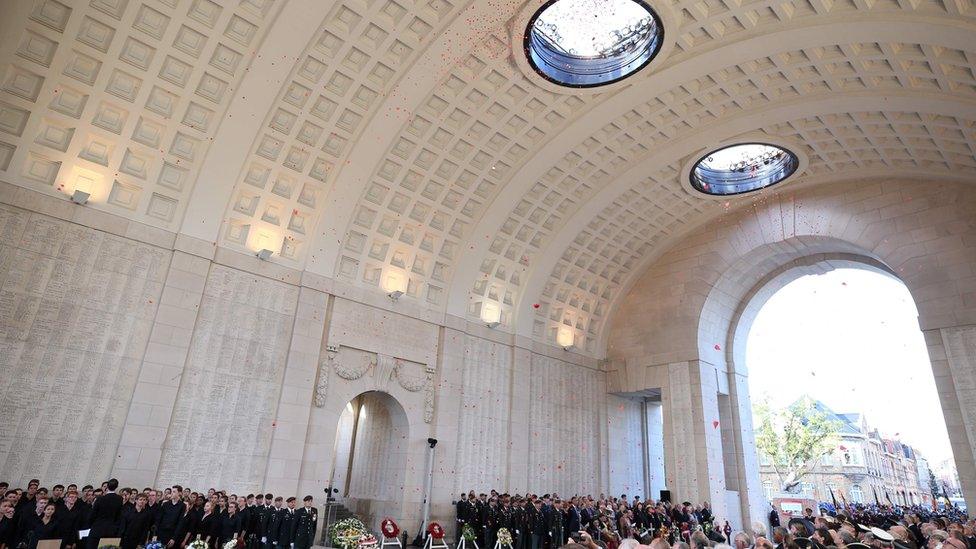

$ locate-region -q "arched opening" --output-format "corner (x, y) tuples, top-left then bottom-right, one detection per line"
(738, 263), (956, 510)
(329, 391), (410, 529)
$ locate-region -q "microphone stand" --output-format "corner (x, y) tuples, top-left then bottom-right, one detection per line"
(412, 438), (438, 546)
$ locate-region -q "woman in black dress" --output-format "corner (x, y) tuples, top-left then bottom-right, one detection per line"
(195, 502), (218, 548)
(218, 502), (242, 547)
(27, 503), (60, 549)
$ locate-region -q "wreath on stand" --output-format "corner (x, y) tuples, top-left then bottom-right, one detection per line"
(146, 541), (164, 549)
(496, 528), (513, 547)
(381, 519), (400, 540)
(427, 522), (446, 540)
(223, 540), (240, 549)
(188, 539), (208, 549)
(330, 517), (369, 549)
(358, 534), (379, 547)
(461, 525), (477, 543)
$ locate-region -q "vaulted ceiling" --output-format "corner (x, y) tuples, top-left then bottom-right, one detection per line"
(1, 0), (974, 356)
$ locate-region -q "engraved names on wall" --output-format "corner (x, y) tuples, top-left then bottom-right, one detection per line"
(0, 204), (169, 484)
(157, 265), (298, 492)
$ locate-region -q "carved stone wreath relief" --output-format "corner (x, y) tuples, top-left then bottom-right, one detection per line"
(314, 344), (435, 423)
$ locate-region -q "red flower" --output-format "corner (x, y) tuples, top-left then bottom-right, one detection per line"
(382, 519), (400, 539)
(427, 523), (445, 540)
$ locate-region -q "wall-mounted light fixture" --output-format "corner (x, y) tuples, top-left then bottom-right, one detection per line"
(256, 248), (274, 261)
(383, 271), (407, 303)
(557, 326), (575, 351)
(481, 301), (501, 328)
(70, 190), (90, 205)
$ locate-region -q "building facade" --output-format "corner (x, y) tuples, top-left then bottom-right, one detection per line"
(759, 401), (932, 507)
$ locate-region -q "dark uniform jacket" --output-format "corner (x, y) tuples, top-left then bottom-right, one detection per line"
(120, 508), (153, 549)
(156, 501), (185, 544)
(266, 508), (285, 545)
(88, 493), (123, 549)
(277, 509), (298, 547)
(294, 507), (316, 549)
(219, 512), (243, 544)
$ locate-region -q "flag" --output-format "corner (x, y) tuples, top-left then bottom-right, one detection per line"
(829, 487), (838, 509)
(872, 486), (880, 505)
(884, 490), (893, 506)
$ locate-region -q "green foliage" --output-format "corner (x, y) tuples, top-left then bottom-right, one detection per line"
(755, 395), (842, 493)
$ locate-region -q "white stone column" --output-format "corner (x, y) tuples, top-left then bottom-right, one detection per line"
(662, 361), (728, 517)
(645, 400), (666, 499)
(928, 327), (976, 509)
(113, 250), (210, 487)
(264, 286), (329, 495)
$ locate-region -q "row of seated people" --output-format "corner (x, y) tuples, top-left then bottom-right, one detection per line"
(0, 479), (318, 549)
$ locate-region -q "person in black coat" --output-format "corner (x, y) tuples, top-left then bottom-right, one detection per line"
(265, 499), (284, 549)
(88, 480), (123, 549)
(293, 497), (316, 549)
(275, 499), (298, 549)
(174, 502), (198, 548)
(120, 495), (153, 549)
(218, 502), (243, 546)
(256, 495), (273, 549)
(0, 500), (18, 549)
(194, 502), (218, 548)
(26, 503), (61, 549)
(57, 491), (87, 549)
(157, 492), (185, 548)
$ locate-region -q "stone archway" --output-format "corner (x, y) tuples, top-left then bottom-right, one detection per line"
(606, 178), (976, 533)
(331, 390), (410, 529)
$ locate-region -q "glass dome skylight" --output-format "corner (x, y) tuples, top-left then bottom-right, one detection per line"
(690, 143), (799, 196)
(525, 0), (664, 88)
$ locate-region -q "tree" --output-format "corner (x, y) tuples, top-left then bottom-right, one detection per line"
(928, 469), (941, 501)
(755, 395), (842, 493)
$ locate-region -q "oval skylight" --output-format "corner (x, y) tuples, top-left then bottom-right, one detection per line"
(690, 143), (799, 196)
(525, 0), (664, 88)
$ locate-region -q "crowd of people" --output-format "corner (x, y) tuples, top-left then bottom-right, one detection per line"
(1, 477), (971, 549)
(0, 479), (317, 549)
(452, 490), (975, 549)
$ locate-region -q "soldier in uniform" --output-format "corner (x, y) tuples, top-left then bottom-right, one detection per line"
(266, 497), (284, 549)
(455, 494), (469, 543)
(277, 498), (299, 549)
(257, 494), (273, 549)
(294, 496), (316, 549)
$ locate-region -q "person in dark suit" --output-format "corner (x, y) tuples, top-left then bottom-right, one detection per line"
(265, 499), (284, 549)
(276, 499), (298, 549)
(293, 497), (316, 549)
(218, 502), (243, 546)
(58, 490), (87, 549)
(565, 499), (581, 542)
(157, 490), (185, 548)
(120, 495), (153, 549)
(257, 495), (273, 549)
(26, 502), (61, 549)
(88, 480), (123, 549)
(174, 501), (198, 548)
(455, 494), (469, 543)
(194, 502), (218, 548)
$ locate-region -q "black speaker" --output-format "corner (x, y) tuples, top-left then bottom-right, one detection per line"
(659, 490), (671, 503)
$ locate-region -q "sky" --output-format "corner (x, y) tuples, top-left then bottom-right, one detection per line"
(746, 267), (955, 464)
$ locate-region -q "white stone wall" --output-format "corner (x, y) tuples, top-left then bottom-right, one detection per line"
(156, 264), (299, 492)
(528, 353), (606, 495)
(0, 204), (169, 485)
(453, 334), (512, 493)
(607, 395), (645, 498)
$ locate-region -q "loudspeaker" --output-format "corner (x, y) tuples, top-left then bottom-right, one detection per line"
(659, 490), (671, 503)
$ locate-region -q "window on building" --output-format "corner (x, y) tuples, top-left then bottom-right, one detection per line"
(822, 453), (833, 466)
(690, 143), (799, 196)
(801, 482), (814, 497)
(763, 481), (773, 500)
(525, 0), (664, 87)
(851, 484), (863, 503)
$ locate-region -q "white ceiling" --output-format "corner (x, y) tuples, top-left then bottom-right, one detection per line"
(1, 0), (974, 356)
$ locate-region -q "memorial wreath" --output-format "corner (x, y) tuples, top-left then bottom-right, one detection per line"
(381, 518), (400, 539)
(145, 541), (164, 549)
(188, 538), (208, 549)
(329, 517), (369, 549)
(427, 522), (445, 540)
(496, 529), (513, 547)
(223, 540), (239, 549)
(358, 534), (379, 548)
(461, 525), (476, 542)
